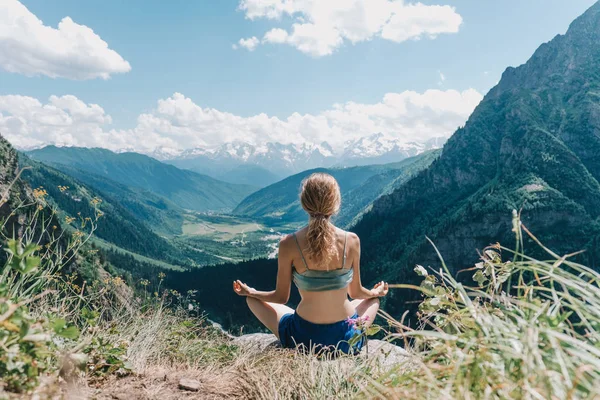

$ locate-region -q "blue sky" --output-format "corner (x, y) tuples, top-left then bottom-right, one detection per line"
(0, 0), (597, 152)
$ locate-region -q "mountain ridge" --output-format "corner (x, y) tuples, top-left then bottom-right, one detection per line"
(150, 134), (447, 183)
(234, 150), (441, 228)
(26, 145), (258, 213)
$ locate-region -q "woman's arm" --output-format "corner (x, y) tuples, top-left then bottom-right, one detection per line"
(347, 233), (389, 299)
(233, 236), (293, 304)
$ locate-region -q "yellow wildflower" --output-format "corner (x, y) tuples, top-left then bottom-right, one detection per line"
(33, 187), (47, 199)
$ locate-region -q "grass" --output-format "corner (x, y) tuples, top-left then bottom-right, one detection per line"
(181, 213), (265, 239)
(176, 213), (299, 263)
(366, 212), (600, 399)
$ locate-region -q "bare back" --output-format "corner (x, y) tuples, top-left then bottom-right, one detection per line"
(286, 226), (358, 323)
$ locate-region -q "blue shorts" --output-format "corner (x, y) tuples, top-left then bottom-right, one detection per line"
(278, 311), (365, 355)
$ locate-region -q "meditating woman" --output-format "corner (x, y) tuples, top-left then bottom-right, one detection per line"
(233, 172), (389, 354)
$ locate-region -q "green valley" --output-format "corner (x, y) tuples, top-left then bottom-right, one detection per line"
(234, 150), (440, 228)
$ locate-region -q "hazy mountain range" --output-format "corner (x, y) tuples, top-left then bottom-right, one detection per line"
(233, 149), (441, 228)
(7, 135), (446, 272)
(25, 146), (257, 213)
(153, 133), (446, 186)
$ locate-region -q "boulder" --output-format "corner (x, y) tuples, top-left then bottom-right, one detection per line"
(362, 339), (410, 369)
(232, 333), (281, 351)
(231, 333), (409, 369)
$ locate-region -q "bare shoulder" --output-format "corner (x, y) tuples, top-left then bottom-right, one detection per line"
(279, 233), (295, 249)
(344, 231), (360, 248)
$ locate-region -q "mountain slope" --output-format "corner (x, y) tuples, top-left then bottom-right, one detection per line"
(19, 154), (187, 264)
(40, 162), (185, 236)
(352, 1), (600, 316)
(0, 135), (47, 258)
(340, 150), (441, 227)
(214, 164), (282, 187)
(26, 146), (257, 212)
(233, 151), (440, 227)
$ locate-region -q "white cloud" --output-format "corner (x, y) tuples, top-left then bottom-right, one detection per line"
(237, 36), (261, 51)
(1, 89), (483, 152)
(0, 95), (114, 149)
(0, 0), (131, 79)
(380, 3), (462, 43)
(237, 0), (463, 56)
(263, 28), (289, 44)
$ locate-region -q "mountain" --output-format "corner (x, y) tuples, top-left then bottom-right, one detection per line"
(166, 141), (336, 184)
(26, 146), (258, 213)
(233, 150), (440, 228)
(215, 164), (282, 187)
(156, 135), (445, 185)
(351, 1), (600, 316)
(18, 154), (188, 264)
(338, 134), (446, 167)
(35, 162), (185, 236)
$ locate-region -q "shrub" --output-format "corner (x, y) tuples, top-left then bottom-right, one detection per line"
(0, 173), (94, 393)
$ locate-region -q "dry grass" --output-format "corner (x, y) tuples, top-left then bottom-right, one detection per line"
(79, 351), (368, 400)
(84, 308), (377, 399)
(51, 283), (378, 400)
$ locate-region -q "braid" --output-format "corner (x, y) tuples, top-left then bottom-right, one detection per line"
(300, 173), (341, 266)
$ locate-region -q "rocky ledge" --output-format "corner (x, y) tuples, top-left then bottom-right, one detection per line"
(232, 333), (409, 369)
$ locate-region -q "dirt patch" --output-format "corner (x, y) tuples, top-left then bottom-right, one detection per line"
(69, 366), (240, 400)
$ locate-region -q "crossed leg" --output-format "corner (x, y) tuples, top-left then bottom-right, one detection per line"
(246, 297), (294, 338)
(246, 297), (380, 337)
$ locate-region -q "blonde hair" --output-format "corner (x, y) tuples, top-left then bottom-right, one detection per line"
(299, 173), (341, 266)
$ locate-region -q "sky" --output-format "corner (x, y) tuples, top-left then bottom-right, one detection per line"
(0, 0), (597, 153)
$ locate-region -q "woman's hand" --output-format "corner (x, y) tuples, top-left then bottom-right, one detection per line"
(233, 280), (254, 296)
(371, 281), (389, 297)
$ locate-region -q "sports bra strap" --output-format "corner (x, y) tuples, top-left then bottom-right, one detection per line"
(292, 233), (310, 270)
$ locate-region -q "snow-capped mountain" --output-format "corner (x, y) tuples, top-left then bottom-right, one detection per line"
(146, 146), (186, 161)
(339, 133), (447, 166)
(162, 141), (338, 179)
(142, 134), (446, 186)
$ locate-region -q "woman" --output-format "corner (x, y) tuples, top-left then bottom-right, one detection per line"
(233, 172), (389, 355)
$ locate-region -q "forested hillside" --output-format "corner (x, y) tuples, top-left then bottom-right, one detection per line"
(27, 146), (258, 212)
(234, 150), (440, 227)
(19, 155), (187, 264)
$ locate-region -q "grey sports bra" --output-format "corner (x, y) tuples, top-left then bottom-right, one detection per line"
(291, 232), (354, 292)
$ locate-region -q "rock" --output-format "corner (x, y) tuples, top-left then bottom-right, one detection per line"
(231, 334), (409, 369)
(178, 378), (201, 392)
(232, 333), (281, 351)
(362, 339), (410, 369)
